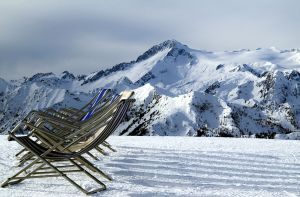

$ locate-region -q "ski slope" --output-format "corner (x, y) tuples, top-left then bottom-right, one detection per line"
(0, 136), (299, 197)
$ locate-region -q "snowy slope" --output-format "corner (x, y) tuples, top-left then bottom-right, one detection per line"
(0, 136), (299, 196)
(1, 40), (300, 137)
(0, 78), (12, 94)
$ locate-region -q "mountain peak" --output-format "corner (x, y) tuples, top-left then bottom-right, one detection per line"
(27, 72), (55, 82)
(136, 39), (188, 63)
(60, 71), (75, 80)
(82, 40), (191, 86)
(158, 39), (186, 49)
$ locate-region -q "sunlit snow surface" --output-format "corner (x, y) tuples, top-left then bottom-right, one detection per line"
(0, 136), (300, 197)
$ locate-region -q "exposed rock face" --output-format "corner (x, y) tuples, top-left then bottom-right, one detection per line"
(1, 40), (300, 139)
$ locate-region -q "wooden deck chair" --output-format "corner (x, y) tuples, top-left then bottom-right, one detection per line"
(13, 90), (114, 163)
(32, 88), (115, 150)
(1, 92), (134, 195)
(15, 91), (133, 165)
(14, 89), (119, 160)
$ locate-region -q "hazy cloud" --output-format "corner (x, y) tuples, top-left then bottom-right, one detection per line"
(0, 0), (299, 80)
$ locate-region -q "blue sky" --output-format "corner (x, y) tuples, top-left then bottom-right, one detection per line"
(0, 0), (299, 80)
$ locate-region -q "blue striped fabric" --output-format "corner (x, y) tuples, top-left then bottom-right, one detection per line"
(110, 94), (120, 104)
(81, 89), (108, 121)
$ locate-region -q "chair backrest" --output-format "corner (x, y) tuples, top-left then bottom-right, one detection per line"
(67, 91), (134, 153)
(85, 93), (121, 121)
(80, 89), (112, 121)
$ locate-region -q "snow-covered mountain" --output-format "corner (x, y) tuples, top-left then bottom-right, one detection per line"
(1, 40), (300, 138)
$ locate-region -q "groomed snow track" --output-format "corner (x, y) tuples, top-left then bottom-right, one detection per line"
(0, 136), (299, 196)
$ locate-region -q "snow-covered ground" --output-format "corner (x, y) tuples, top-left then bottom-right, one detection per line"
(0, 136), (300, 197)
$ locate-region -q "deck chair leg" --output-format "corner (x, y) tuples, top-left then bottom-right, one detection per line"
(95, 146), (108, 156)
(3, 154), (106, 195)
(35, 156), (107, 194)
(102, 141), (117, 152)
(86, 151), (99, 160)
(18, 152), (35, 167)
(31, 158), (106, 195)
(44, 158), (107, 195)
(15, 148), (27, 157)
(19, 151), (33, 160)
(77, 156), (112, 181)
(52, 162), (106, 195)
(75, 157), (100, 173)
(68, 159), (106, 194)
(1, 158), (41, 187)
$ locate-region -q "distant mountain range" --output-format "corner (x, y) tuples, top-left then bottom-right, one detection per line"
(1, 40), (300, 139)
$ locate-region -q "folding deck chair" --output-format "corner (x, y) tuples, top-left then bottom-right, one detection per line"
(34, 88), (116, 152)
(48, 89), (119, 152)
(14, 89), (118, 162)
(2, 91), (134, 195)
(15, 90), (132, 166)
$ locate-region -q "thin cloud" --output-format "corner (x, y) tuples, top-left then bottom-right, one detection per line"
(0, 0), (299, 80)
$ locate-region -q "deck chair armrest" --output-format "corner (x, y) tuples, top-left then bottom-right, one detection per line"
(45, 108), (72, 118)
(23, 110), (40, 122)
(27, 115), (80, 131)
(8, 122), (32, 140)
(45, 108), (79, 122)
(25, 110), (79, 126)
(32, 111), (80, 128)
(46, 118), (80, 130)
(59, 108), (86, 118)
(58, 108), (79, 116)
